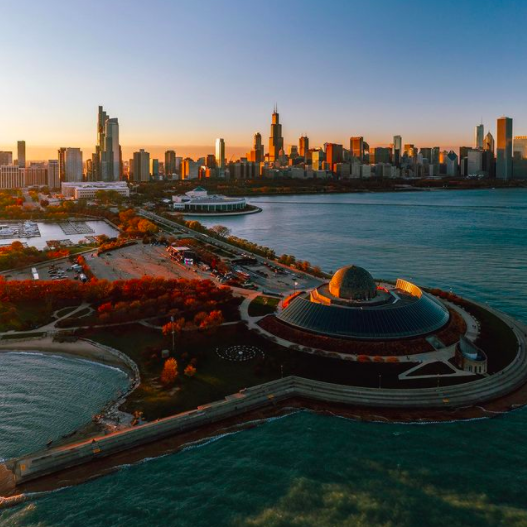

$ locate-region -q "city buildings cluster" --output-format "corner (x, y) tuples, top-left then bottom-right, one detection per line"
(0, 107), (525, 191)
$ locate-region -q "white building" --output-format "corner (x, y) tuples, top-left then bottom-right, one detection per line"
(61, 181), (129, 199)
(0, 166), (24, 189)
(361, 165), (372, 178)
(172, 186), (246, 212)
(446, 151), (458, 176)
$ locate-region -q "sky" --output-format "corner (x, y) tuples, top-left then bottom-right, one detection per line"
(1, 0), (526, 160)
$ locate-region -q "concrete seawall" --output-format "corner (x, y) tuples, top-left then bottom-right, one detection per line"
(1, 309), (526, 496)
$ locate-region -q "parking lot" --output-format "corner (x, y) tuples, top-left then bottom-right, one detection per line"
(3, 238), (324, 297)
(5, 259), (85, 282)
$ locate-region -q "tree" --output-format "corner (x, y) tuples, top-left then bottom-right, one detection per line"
(184, 364), (197, 377)
(210, 225), (231, 238)
(161, 358), (178, 385)
(162, 317), (185, 337)
(198, 310), (224, 331)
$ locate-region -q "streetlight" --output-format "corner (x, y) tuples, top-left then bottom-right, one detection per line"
(170, 315), (175, 355)
(294, 281), (298, 294)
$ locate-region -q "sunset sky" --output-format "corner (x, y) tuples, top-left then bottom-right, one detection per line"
(1, 0), (526, 160)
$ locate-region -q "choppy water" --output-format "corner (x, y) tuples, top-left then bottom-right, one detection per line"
(0, 352), (129, 459)
(200, 188), (527, 323)
(3, 188), (527, 526)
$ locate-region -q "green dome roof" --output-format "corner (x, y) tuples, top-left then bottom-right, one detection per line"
(329, 265), (377, 300)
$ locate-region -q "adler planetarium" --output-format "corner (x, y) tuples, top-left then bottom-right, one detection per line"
(277, 265), (450, 340)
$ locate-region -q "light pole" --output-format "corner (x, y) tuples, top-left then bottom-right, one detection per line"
(171, 315), (175, 355)
(294, 281), (298, 294)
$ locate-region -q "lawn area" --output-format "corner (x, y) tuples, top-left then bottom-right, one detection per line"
(0, 300), (77, 332)
(248, 295), (280, 317)
(79, 319), (477, 421)
(79, 323), (281, 420)
(463, 301), (519, 373)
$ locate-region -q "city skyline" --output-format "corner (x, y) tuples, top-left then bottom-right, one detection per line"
(1, 0), (527, 159)
(0, 107), (522, 163)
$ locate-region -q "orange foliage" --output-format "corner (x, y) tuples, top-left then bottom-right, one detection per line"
(184, 364), (197, 377)
(161, 358), (178, 385)
(357, 355), (371, 362)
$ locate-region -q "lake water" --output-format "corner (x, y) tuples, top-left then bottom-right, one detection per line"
(2, 188), (527, 526)
(0, 352), (129, 460)
(0, 221), (119, 250)
(199, 188), (527, 323)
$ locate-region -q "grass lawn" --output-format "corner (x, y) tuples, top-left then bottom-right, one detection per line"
(80, 323), (280, 420)
(0, 300), (75, 332)
(54, 306), (80, 318)
(464, 301), (519, 373)
(79, 319), (477, 421)
(248, 296), (280, 317)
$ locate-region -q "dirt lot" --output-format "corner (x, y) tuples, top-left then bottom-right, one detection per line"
(88, 244), (208, 281)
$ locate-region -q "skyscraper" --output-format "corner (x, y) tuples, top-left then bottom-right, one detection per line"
(326, 143), (343, 171)
(350, 137), (364, 162)
(58, 147), (83, 182)
(393, 135), (402, 166)
(513, 136), (527, 179)
(474, 124), (484, 149)
(132, 150), (150, 182)
(165, 150), (177, 178)
(484, 132), (495, 153)
(513, 136), (527, 159)
(150, 159), (160, 179)
(17, 141), (26, 168)
(47, 160), (60, 189)
(0, 152), (13, 165)
(496, 116), (513, 180)
(268, 106), (284, 162)
(215, 138), (225, 171)
(299, 135), (309, 158)
(254, 133), (264, 162)
(95, 106), (122, 181)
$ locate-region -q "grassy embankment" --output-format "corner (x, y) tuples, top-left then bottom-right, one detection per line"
(247, 296), (280, 317)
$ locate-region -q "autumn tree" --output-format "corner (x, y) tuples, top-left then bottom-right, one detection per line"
(184, 364), (197, 377)
(162, 317), (185, 337)
(161, 358), (178, 385)
(197, 310), (224, 331)
(210, 225), (231, 238)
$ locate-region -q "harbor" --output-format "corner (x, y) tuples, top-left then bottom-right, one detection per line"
(0, 221), (40, 239)
(0, 220), (119, 249)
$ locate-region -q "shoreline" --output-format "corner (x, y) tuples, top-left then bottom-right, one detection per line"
(180, 206), (262, 217)
(0, 337), (139, 447)
(1, 303), (527, 502)
(4, 387), (527, 501)
(218, 184), (526, 199)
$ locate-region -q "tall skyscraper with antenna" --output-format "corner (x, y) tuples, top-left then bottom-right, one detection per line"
(269, 105), (284, 162)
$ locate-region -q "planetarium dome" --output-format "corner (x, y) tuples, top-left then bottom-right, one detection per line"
(328, 265), (377, 300)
